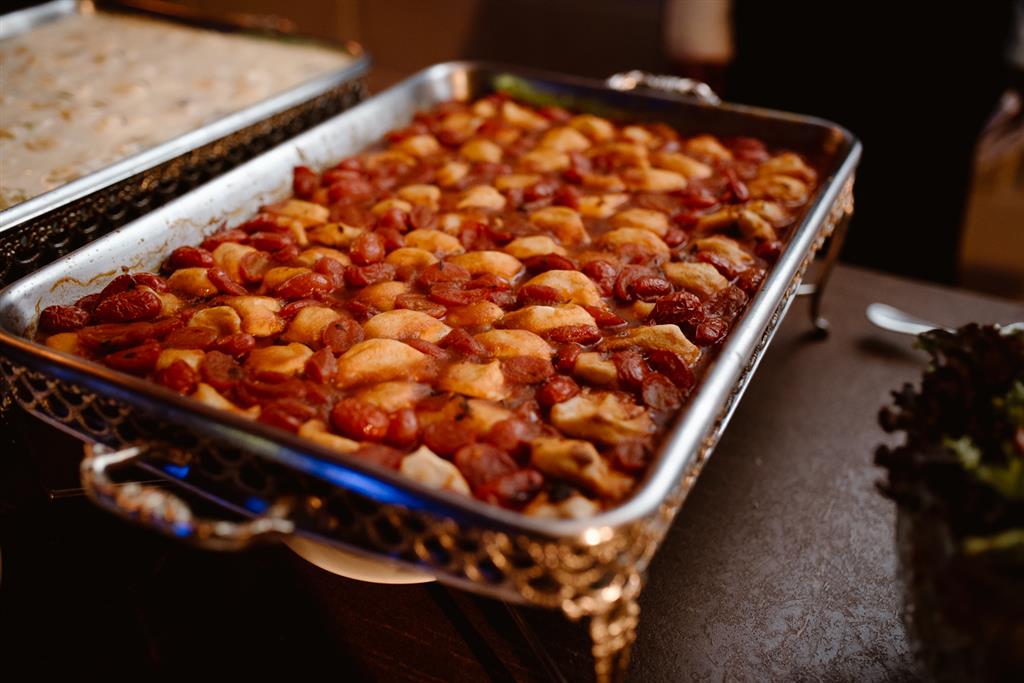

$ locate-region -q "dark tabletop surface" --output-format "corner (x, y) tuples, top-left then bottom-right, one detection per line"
(1, 264), (1021, 680)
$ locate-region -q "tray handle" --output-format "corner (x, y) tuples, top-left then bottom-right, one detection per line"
(81, 443), (294, 551)
(606, 70), (721, 106)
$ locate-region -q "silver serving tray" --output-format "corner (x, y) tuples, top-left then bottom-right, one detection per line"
(0, 61), (859, 677)
(0, 0), (370, 287)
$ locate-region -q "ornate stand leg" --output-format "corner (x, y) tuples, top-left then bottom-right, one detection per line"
(796, 179), (855, 337)
(590, 594), (641, 683)
(805, 211), (852, 336)
(0, 384), (12, 419)
(555, 567), (645, 683)
(0, 356), (18, 420)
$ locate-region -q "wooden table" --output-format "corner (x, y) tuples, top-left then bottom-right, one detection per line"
(1, 265), (1021, 679)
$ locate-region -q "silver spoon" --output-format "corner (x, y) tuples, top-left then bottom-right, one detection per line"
(866, 303), (948, 336)
(867, 303), (1024, 337)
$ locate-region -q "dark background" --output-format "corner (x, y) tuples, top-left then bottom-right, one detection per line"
(461, 1), (1018, 286)
(5, 0), (1021, 287)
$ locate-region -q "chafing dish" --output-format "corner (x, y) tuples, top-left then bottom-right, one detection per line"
(0, 62), (859, 680)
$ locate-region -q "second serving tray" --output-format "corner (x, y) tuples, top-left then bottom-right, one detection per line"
(0, 0), (371, 289)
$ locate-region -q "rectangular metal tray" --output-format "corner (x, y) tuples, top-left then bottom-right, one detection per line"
(0, 0), (370, 288)
(0, 61), (859, 665)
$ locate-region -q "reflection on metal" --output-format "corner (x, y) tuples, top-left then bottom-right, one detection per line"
(607, 70), (721, 106)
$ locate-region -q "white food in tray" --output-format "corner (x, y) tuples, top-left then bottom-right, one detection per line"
(0, 11), (350, 209)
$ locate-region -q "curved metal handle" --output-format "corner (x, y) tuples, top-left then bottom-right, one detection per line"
(81, 444), (294, 551)
(606, 70), (721, 106)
